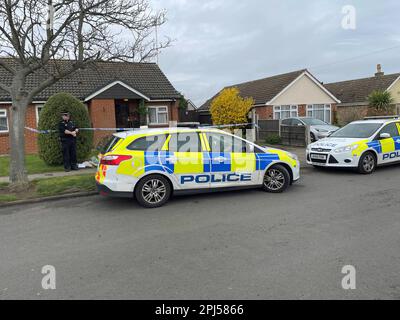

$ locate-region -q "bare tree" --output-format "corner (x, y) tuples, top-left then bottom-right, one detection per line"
(0, 0), (170, 188)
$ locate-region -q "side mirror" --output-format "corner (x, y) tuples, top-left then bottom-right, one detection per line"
(380, 133), (391, 139)
(297, 123), (303, 126)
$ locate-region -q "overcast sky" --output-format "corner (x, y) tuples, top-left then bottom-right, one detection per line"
(151, 0), (400, 107)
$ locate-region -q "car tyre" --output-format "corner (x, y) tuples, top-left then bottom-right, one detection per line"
(357, 152), (376, 174)
(262, 164), (290, 193)
(135, 174), (171, 208)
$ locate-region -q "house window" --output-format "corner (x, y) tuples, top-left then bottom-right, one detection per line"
(36, 105), (44, 125)
(307, 104), (331, 123)
(148, 106), (168, 125)
(273, 105), (298, 120)
(0, 109), (9, 133)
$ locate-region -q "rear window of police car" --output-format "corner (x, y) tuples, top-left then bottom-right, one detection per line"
(127, 134), (168, 151)
(100, 136), (122, 154)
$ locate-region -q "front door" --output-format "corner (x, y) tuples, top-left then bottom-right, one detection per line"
(167, 132), (209, 190)
(205, 132), (259, 188)
(378, 122), (400, 164)
(115, 101), (130, 130)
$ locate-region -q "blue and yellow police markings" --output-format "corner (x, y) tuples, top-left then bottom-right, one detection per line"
(116, 148), (289, 184)
(367, 140), (382, 154)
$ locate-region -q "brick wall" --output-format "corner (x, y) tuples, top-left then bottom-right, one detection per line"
(0, 104), (39, 155)
(255, 105), (273, 120)
(298, 104), (306, 117)
(88, 99), (116, 147)
(336, 105), (369, 126)
(0, 98), (180, 155)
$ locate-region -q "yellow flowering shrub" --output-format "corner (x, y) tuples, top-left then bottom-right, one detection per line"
(210, 87), (254, 127)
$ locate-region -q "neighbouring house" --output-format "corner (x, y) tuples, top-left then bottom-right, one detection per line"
(199, 69), (340, 125)
(325, 64), (400, 125)
(0, 60), (181, 155)
(186, 99), (197, 111)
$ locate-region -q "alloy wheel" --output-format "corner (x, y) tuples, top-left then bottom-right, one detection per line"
(141, 179), (167, 204)
(264, 168), (286, 191)
(362, 154), (375, 173)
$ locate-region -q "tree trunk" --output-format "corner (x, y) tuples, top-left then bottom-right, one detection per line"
(9, 99), (29, 189)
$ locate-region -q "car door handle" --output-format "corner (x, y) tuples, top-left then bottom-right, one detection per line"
(166, 157), (177, 163)
(213, 156), (227, 162)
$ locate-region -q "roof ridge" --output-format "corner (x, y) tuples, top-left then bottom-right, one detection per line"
(326, 72), (400, 86)
(224, 69), (307, 89)
(0, 56), (158, 65)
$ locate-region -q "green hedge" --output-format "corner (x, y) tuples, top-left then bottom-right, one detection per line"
(265, 134), (282, 145)
(38, 93), (93, 165)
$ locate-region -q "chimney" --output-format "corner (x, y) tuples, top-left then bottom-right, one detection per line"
(375, 64), (384, 77)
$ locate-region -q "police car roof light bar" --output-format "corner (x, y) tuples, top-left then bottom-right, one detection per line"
(363, 115), (400, 120)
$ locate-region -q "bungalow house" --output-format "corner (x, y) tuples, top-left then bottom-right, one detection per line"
(0, 60), (181, 155)
(199, 69), (341, 125)
(325, 65), (400, 125)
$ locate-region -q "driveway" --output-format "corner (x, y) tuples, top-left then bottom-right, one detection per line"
(0, 165), (399, 299)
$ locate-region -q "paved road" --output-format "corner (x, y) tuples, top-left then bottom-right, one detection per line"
(1, 165), (400, 300)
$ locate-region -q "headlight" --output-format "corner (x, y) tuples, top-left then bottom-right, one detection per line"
(333, 144), (359, 153)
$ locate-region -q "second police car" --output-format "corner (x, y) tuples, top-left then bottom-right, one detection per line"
(307, 116), (400, 174)
(96, 127), (300, 208)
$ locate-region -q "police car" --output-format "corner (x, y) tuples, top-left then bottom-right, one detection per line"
(96, 128), (300, 208)
(306, 116), (400, 174)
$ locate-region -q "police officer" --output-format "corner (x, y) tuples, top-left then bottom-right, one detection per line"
(59, 112), (79, 172)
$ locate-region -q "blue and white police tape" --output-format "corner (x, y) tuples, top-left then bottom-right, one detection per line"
(25, 127), (137, 134)
(25, 123), (259, 134)
(201, 123), (260, 129)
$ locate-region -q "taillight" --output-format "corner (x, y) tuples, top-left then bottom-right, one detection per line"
(100, 155), (132, 166)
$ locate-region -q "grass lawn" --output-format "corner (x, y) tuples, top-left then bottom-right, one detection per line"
(0, 174), (96, 203)
(0, 154), (64, 177)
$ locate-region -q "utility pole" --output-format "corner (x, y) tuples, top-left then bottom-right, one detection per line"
(155, 17), (159, 64)
(47, 0), (54, 31)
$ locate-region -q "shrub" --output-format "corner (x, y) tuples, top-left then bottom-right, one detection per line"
(38, 93), (93, 165)
(265, 134), (281, 145)
(210, 87), (254, 130)
(367, 90), (395, 116)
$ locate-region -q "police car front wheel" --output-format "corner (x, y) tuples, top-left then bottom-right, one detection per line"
(263, 165), (290, 193)
(358, 152), (376, 174)
(135, 175), (171, 208)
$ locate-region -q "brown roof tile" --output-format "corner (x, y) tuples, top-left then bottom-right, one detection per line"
(325, 73), (400, 105)
(199, 69), (306, 111)
(0, 59), (180, 101)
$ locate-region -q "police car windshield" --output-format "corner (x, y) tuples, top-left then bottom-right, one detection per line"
(330, 123), (382, 138)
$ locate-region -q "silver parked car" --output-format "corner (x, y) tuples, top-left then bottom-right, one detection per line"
(281, 117), (339, 142)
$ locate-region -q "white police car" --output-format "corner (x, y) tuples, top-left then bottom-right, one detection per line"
(96, 127), (300, 208)
(306, 116), (400, 174)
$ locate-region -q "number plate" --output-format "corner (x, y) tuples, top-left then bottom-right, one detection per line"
(310, 154), (327, 160)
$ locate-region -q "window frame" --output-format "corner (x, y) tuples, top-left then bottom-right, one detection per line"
(126, 134), (168, 152)
(306, 104), (332, 124)
(35, 104), (44, 126)
(147, 106), (169, 125)
(273, 105), (298, 120)
(0, 108), (9, 133)
(378, 122), (400, 139)
(205, 132), (255, 154)
(167, 132), (202, 153)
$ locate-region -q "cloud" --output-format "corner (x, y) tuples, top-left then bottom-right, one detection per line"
(151, 0), (400, 107)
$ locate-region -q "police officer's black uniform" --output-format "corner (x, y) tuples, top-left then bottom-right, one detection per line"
(59, 113), (78, 171)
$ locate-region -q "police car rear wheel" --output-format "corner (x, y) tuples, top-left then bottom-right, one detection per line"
(358, 152), (376, 174)
(263, 165), (290, 193)
(135, 175), (171, 208)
